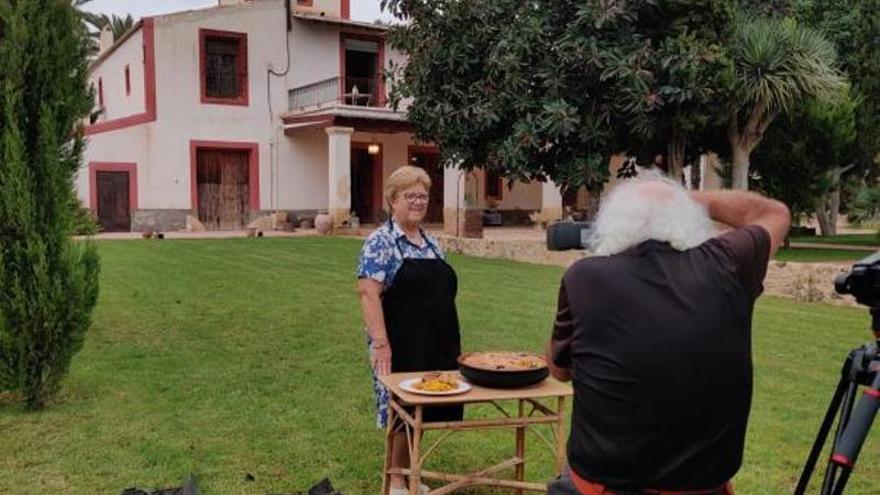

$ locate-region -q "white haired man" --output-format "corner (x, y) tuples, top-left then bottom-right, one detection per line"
(546, 177), (791, 495)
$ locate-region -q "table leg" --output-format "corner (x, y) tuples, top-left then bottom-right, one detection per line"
(515, 399), (526, 495)
(409, 406), (423, 495)
(382, 399), (397, 495)
(555, 396), (567, 474)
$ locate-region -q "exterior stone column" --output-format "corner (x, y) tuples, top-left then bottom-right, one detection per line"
(443, 165), (465, 236)
(701, 153), (724, 190)
(325, 126), (354, 226)
(541, 180), (564, 222)
(443, 166), (482, 238)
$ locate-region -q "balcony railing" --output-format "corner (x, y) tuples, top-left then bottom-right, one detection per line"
(288, 76), (384, 112)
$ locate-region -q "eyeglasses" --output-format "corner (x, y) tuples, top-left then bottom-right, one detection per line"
(401, 192), (430, 204)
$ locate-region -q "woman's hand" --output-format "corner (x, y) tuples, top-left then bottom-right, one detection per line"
(371, 339), (392, 376)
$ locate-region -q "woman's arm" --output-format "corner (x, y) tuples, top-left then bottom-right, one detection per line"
(357, 278), (392, 376)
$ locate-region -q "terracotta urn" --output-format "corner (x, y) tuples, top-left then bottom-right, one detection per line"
(314, 212), (333, 235)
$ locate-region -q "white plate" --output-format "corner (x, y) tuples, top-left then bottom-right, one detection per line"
(399, 377), (472, 396)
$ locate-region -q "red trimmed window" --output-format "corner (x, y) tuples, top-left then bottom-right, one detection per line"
(98, 78), (104, 107)
(486, 170), (503, 200)
(124, 65), (131, 96)
(199, 29), (249, 105)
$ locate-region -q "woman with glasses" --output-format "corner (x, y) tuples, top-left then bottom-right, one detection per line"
(356, 165), (462, 495)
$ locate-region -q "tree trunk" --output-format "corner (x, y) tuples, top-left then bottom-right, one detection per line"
(728, 101), (777, 191)
(816, 165), (852, 236)
(815, 204), (835, 236)
(828, 186), (841, 236)
(730, 144), (750, 190)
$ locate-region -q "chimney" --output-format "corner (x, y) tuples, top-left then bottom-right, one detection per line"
(98, 25), (114, 55)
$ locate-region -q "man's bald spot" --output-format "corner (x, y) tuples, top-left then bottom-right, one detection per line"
(633, 180), (676, 203)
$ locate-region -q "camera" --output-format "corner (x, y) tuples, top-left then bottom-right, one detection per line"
(546, 221), (593, 251)
(834, 251), (880, 308)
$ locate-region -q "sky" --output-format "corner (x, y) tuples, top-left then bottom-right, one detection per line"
(80, 0), (396, 23)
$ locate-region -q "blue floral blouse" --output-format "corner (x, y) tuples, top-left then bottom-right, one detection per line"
(356, 220), (444, 291)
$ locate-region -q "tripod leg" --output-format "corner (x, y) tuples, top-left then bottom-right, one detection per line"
(827, 373), (880, 495)
(830, 471), (851, 495)
(795, 374), (848, 495)
(820, 381), (859, 495)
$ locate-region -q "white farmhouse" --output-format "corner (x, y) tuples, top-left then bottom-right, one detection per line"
(79, 0), (570, 232)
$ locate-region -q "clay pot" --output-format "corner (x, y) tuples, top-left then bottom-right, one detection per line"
(314, 212), (333, 235)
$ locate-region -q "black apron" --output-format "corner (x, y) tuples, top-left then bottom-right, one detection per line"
(382, 225), (464, 422)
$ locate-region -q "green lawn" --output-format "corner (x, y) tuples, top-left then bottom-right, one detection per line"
(1, 238), (878, 494)
(775, 247), (877, 263)
(791, 234), (880, 247)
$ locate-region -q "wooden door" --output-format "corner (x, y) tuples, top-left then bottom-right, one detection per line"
(96, 171), (130, 232)
(197, 149), (250, 230)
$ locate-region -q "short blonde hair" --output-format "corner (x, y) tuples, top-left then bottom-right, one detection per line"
(384, 166), (431, 211)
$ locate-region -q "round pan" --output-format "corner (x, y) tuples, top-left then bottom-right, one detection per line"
(457, 352), (550, 389)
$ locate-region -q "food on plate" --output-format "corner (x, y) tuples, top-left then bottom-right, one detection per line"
(461, 352), (546, 371)
(412, 372), (459, 392)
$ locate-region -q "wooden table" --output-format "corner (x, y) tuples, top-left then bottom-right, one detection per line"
(378, 372), (573, 495)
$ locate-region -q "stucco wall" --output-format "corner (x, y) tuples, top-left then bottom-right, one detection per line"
(90, 29), (146, 121)
(292, 0), (343, 18)
(287, 18), (341, 89)
(473, 169), (542, 210)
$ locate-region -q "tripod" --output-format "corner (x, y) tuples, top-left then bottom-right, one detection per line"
(795, 307), (880, 495)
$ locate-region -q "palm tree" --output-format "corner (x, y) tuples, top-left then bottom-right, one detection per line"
(727, 15), (847, 189)
(89, 13), (136, 41)
(70, 1), (136, 54)
(71, 0), (101, 32)
(71, 0), (103, 54)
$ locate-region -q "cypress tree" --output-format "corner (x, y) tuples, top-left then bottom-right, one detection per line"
(0, 0), (100, 410)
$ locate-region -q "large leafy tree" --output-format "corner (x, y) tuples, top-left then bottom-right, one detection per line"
(739, 0), (791, 17)
(381, 0), (637, 193)
(851, 0), (880, 172)
(0, 0), (100, 409)
(620, 1), (735, 182)
(381, 0), (739, 193)
(791, 0), (877, 229)
(793, 0), (859, 73)
(726, 15), (847, 190)
(752, 91), (859, 235)
(381, 0), (848, 195)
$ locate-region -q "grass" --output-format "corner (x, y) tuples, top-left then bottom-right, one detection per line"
(791, 234), (880, 247)
(0, 237), (878, 494)
(774, 247), (877, 263)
